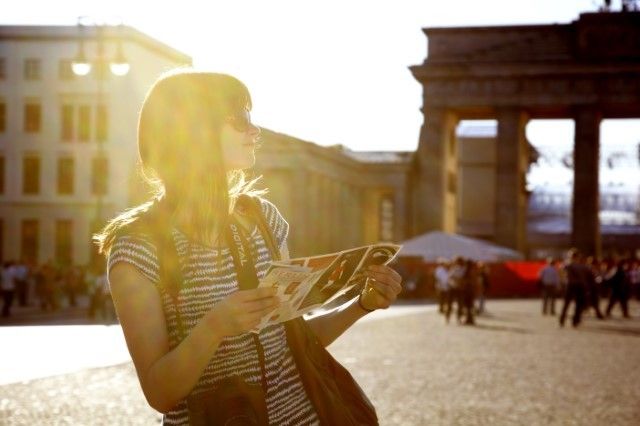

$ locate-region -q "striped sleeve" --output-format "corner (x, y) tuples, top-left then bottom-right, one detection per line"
(259, 197), (290, 251)
(107, 234), (160, 284)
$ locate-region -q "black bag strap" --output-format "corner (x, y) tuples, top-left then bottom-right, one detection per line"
(224, 200), (271, 393)
(149, 195), (273, 394)
(225, 216), (260, 290)
(236, 195), (280, 262)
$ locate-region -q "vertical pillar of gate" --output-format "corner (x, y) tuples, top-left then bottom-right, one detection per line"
(414, 108), (457, 235)
(495, 108), (529, 253)
(572, 107), (601, 257)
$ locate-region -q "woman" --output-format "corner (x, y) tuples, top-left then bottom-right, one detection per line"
(95, 70), (402, 425)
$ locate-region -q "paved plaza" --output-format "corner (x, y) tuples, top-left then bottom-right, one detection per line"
(1, 299), (639, 425)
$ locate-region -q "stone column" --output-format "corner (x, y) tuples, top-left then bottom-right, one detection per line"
(495, 108), (529, 253)
(414, 108), (457, 235)
(572, 107), (601, 257)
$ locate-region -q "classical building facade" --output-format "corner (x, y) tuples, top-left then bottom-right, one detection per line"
(410, 11), (640, 257)
(252, 129), (413, 257)
(0, 25), (191, 265)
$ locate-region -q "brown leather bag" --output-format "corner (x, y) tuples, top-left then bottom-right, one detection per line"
(244, 196), (378, 425)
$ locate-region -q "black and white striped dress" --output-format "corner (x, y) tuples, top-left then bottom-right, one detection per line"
(107, 198), (319, 425)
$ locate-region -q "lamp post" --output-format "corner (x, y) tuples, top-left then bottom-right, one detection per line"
(71, 17), (130, 266)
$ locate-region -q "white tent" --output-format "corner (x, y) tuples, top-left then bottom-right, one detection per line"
(398, 231), (524, 262)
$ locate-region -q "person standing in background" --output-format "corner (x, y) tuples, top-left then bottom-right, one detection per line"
(559, 249), (588, 327)
(447, 257), (466, 324)
(1, 261), (16, 317)
(630, 260), (640, 301)
(459, 259), (478, 325)
(584, 256), (604, 319)
(476, 262), (490, 315)
(605, 259), (631, 319)
(539, 257), (560, 316)
(434, 259), (450, 314)
(13, 260), (29, 307)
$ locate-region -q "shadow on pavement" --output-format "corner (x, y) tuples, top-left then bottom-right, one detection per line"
(580, 325), (640, 338)
(472, 323), (532, 334)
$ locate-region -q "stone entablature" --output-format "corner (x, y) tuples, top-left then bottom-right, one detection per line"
(412, 13), (640, 118)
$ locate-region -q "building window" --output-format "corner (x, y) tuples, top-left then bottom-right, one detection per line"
(21, 219), (39, 264)
(61, 104), (74, 141)
(0, 102), (5, 132)
(58, 59), (75, 80)
(92, 157), (108, 195)
(379, 195), (395, 241)
(57, 157), (74, 195)
(23, 156), (40, 194)
(79, 104), (91, 141)
(0, 156), (4, 194)
(24, 58), (41, 80)
(96, 104), (108, 142)
(0, 58), (6, 79)
(24, 103), (41, 133)
(55, 220), (73, 266)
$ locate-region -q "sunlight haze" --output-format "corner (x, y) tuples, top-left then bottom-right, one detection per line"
(2, 0), (638, 151)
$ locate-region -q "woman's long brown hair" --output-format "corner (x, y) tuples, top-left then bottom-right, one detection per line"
(94, 69), (263, 256)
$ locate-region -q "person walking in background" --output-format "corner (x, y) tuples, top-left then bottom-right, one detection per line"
(65, 265), (81, 307)
(40, 261), (58, 311)
(446, 256), (465, 324)
(13, 259), (29, 307)
(459, 259), (477, 325)
(559, 249), (588, 327)
(476, 262), (490, 315)
(630, 260), (640, 301)
(94, 270), (114, 323)
(605, 259), (631, 318)
(539, 257), (560, 315)
(434, 258), (450, 314)
(1, 261), (16, 317)
(584, 256), (604, 319)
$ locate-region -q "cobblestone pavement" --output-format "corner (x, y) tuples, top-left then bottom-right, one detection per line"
(1, 299), (639, 425)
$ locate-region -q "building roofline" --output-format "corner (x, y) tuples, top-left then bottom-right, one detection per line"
(0, 25), (192, 65)
(421, 11), (640, 34)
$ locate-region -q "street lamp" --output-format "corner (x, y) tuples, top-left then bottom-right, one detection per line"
(72, 17), (130, 77)
(71, 17), (130, 266)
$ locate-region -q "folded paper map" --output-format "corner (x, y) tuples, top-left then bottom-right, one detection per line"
(252, 243), (401, 332)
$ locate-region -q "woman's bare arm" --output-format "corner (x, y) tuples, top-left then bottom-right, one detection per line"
(306, 265), (403, 347)
(109, 263), (278, 413)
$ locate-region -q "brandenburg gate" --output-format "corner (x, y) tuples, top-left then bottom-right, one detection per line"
(410, 11), (640, 256)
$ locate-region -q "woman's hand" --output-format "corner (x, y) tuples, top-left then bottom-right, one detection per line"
(359, 264), (403, 311)
(206, 288), (280, 337)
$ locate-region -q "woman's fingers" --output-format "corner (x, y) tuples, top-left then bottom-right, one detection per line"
(243, 296), (280, 314)
(367, 279), (396, 302)
(365, 266), (402, 294)
(234, 287), (278, 301)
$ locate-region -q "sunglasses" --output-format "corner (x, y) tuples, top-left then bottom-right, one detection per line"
(225, 109), (254, 133)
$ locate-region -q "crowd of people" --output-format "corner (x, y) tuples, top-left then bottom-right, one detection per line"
(429, 249), (638, 328)
(537, 249), (639, 327)
(433, 257), (490, 325)
(0, 260), (113, 322)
